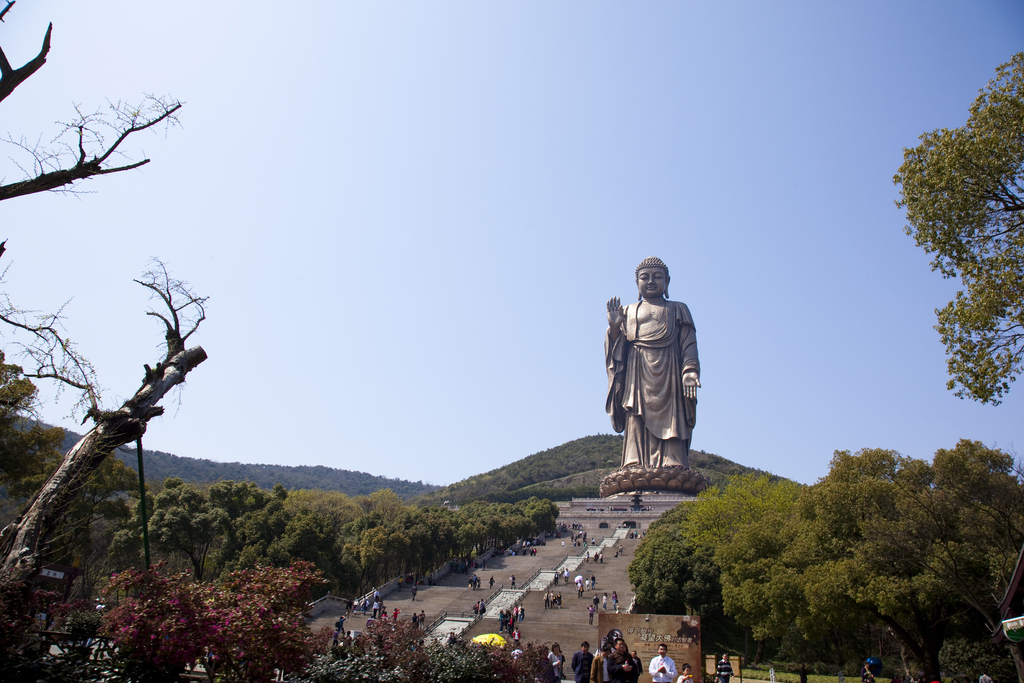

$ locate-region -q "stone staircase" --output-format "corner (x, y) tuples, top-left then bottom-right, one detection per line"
(461, 527), (643, 651)
(309, 538), (587, 639)
(309, 523), (646, 655)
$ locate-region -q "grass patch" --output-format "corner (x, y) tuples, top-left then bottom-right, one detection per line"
(739, 671), (844, 683)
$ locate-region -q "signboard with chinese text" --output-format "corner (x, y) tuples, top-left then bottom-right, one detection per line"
(597, 613), (702, 683)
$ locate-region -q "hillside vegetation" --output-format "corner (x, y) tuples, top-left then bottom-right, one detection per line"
(57, 430), (439, 500)
(414, 434), (772, 504)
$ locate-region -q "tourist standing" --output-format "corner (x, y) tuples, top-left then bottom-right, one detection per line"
(549, 643), (565, 680)
(717, 654), (733, 683)
(649, 644), (676, 683)
(572, 641), (595, 683)
(539, 646), (560, 683)
(591, 643), (613, 683)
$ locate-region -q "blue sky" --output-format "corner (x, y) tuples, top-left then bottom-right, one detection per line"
(1, 1), (1022, 486)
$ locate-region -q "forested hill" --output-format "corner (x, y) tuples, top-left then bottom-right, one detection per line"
(413, 434), (772, 505)
(52, 428), (767, 503)
(57, 430), (439, 500)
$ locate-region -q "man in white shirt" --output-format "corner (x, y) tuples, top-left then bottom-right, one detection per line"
(649, 644), (677, 683)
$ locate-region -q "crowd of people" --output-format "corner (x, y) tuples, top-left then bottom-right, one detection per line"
(497, 604), (525, 635)
(563, 638), (694, 683)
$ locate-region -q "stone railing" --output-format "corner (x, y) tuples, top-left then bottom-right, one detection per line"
(306, 593), (350, 619)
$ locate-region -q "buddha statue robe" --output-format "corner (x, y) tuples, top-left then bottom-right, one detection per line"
(605, 298), (699, 468)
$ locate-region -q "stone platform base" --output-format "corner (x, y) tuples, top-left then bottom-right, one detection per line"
(599, 466), (709, 498)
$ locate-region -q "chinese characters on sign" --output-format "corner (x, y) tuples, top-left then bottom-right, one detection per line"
(598, 613), (702, 683)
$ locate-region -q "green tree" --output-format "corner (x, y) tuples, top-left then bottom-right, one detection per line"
(358, 488), (408, 526)
(267, 510), (357, 595)
(941, 637), (1017, 683)
(518, 497), (559, 533)
(792, 449), (966, 680)
(107, 484), (151, 574)
(207, 479), (276, 574)
(894, 52), (1024, 403)
(677, 474), (802, 663)
(714, 504), (806, 659)
(407, 506), (458, 576)
(629, 506), (722, 618)
(0, 353), (64, 496)
(283, 488), (362, 534)
(225, 500), (290, 572)
(148, 478), (227, 581)
(351, 525), (411, 592)
(720, 445), (1024, 679)
(681, 473), (802, 550)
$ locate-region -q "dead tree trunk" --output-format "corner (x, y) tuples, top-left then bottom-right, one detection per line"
(0, 344), (206, 579)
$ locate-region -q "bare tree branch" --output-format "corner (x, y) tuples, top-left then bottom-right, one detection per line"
(0, 97), (182, 201)
(0, 280), (99, 415)
(0, 13), (51, 105)
(135, 259), (208, 361)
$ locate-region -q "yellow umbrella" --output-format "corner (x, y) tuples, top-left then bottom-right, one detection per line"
(472, 633), (507, 646)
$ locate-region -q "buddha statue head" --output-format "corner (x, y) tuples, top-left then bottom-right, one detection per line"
(635, 256), (670, 300)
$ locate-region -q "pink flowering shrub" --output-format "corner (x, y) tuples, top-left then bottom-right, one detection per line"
(103, 560), (326, 683)
(353, 618), (430, 675)
(208, 562), (327, 681)
(487, 643), (549, 683)
(293, 618), (549, 683)
(103, 564), (215, 673)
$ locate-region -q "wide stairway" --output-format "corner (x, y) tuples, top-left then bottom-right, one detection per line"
(309, 523), (644, 652)
(461, 527), (642, 650)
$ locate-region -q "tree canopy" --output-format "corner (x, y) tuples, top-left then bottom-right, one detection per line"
(895, 52), (1024, 404)
(0, 353), (63, 491)
(631, 444), (1024, 678)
